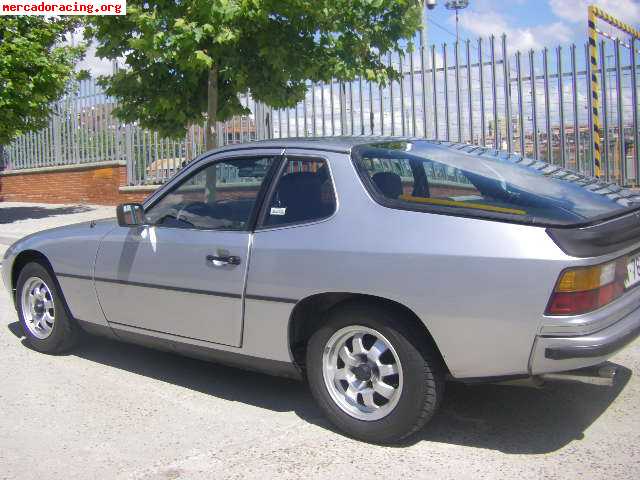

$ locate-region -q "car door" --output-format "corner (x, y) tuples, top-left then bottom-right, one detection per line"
(94, 151), (281, 347)
(245, 153), (339, 306)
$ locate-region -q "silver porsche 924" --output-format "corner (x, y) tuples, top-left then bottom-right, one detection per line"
(4, 138), (640, 443)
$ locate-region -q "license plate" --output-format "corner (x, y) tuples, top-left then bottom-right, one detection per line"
(625, 254), (640, 289)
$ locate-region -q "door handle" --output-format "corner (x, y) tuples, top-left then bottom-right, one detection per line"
(206, 254), (241, 266)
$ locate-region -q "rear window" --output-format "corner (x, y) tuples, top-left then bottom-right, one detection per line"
(352, 141), (640, 227)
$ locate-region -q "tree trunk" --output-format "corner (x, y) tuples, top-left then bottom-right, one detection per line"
(205, 65), (218, 203)
(206, 65), (218, 150)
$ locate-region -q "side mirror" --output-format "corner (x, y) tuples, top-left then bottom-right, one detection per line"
(116, 203), (145, 227)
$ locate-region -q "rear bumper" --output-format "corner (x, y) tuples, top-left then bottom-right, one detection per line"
(530, 303), (640, 375)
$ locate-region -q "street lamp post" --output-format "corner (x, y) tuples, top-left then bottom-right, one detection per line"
(445, 0), (469, 45)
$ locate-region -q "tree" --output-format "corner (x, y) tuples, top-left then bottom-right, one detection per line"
(0, 17), (84, 146)
(88, 1), (422, 150)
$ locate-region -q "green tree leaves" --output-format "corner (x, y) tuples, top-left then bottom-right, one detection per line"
(0, 17), (85, 146)
(88, 0), (422, 145)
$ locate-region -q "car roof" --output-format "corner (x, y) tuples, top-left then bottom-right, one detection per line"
(213, 136), (438, 154)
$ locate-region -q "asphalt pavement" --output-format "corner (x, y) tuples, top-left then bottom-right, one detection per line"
(0, 202), (639, 479)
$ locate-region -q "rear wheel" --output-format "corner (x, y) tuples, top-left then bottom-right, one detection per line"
(16, 262), (80, 353)
(306, 302), (444, 443)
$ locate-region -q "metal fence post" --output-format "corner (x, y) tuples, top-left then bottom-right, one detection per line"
(502, 35), (513, 153)
(631, 38), (639, 183)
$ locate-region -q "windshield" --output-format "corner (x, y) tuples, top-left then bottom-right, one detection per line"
(352, 141), (640, 226)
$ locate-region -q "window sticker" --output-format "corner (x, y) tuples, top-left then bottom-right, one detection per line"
(270, 207), (287, 216)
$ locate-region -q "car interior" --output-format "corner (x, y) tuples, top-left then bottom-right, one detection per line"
(147, 159), (336, 230)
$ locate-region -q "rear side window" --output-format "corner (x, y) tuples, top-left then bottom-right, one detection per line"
(262, 158), (336, 227)
(353, 141), (640, 226)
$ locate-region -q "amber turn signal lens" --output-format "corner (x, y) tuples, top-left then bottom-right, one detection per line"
(556, 261), (617, 292)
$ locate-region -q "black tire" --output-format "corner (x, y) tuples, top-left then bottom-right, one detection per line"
(16, 261), (80, 354)
(306, 302), (444, 443)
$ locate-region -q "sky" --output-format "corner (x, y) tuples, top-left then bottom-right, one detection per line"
(76, 0), (640, 76)
(425, 0), (640, 51)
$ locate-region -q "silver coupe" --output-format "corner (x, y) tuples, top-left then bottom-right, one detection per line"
(4, 138), (640, 443)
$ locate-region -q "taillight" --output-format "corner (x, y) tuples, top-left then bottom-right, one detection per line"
(546, 258), (627, 316)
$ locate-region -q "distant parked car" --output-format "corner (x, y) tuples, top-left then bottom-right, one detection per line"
(4, 138), (640, 443)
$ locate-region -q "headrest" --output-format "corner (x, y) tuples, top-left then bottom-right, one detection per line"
(372, 171), (402, 199)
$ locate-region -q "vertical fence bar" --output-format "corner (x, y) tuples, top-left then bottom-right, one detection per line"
(277, 108), (282, 139)
(466, 39), (473, 144)
(410, 49), (417, 136)
(72, 87), (79, 164)
(399, 53), (406, 135)
(454, 41), (462, 142)
(614, 38), (625, 183)
(330, 81), (335, 136)
(349, 80), (355, 135)
(557, 46), (566, 167)
(431, 45), (439, 139)
(389, 53), (395, 135)
(379, 82), (384, 135)
(478, 38), (486, 146)
(303, 88), (308, 136)
(60, 97), (71, 163)
(529, 50), (540, 160)
(600, 40), (610, 180)
(516, 51), (525, 155)
(368, 81), (374, 135)
(543, 48), (552, 163)
(571, 44), (580, 171)
(585, 43), (595, 176)
(359, 77), (365, 135)
(286, 105), (291, 138)
(421, 44), (428, 137)
(269, 106), (274, 139)
(502, 35), (513, 152)
(631, 38), (639, 183)
(30, 130), (36, 168)
(321, 82), (326, 137)
(339, 82), (346, 135)
(154, 131), (160, 184)
(443, 44), (450, 141)
(311, 83), (317, 136)
(490, 36), (499, 148)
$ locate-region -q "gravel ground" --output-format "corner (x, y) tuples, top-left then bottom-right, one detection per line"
(0, 203), (639, 479)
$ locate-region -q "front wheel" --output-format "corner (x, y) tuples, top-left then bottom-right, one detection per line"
(306, 303), (444, 443)
(16, 261), (80, 353)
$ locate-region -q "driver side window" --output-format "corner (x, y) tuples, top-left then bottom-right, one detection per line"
(145, 156), (276, 230)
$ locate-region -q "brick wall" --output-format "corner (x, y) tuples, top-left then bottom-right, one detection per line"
(0, 162), (155, 205)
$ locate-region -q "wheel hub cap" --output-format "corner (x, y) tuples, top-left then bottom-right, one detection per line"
(34, 300), (45, 315)
(20, 276), (55, 340)
(353, 363), (374, 382)
(322, 325), (403, 421)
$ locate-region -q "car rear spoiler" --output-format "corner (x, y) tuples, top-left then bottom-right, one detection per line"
(547, 209), (640, 258)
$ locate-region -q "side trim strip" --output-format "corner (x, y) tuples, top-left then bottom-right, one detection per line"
(57, 272), (241, 299)
(245, 294), (299, 304)
(57, 272), (91, 281)
(57, 272), (299, 304)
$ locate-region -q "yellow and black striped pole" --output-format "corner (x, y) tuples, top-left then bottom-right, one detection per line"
(588, 5), (602, 177)
(587, 5), (640, 178)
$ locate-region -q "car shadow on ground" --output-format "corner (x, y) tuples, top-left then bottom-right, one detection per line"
(0, 205), (92, 224)
(6, 321), (631, 453)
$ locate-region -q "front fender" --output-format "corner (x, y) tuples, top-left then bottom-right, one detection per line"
(2, 219), (117, 325)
